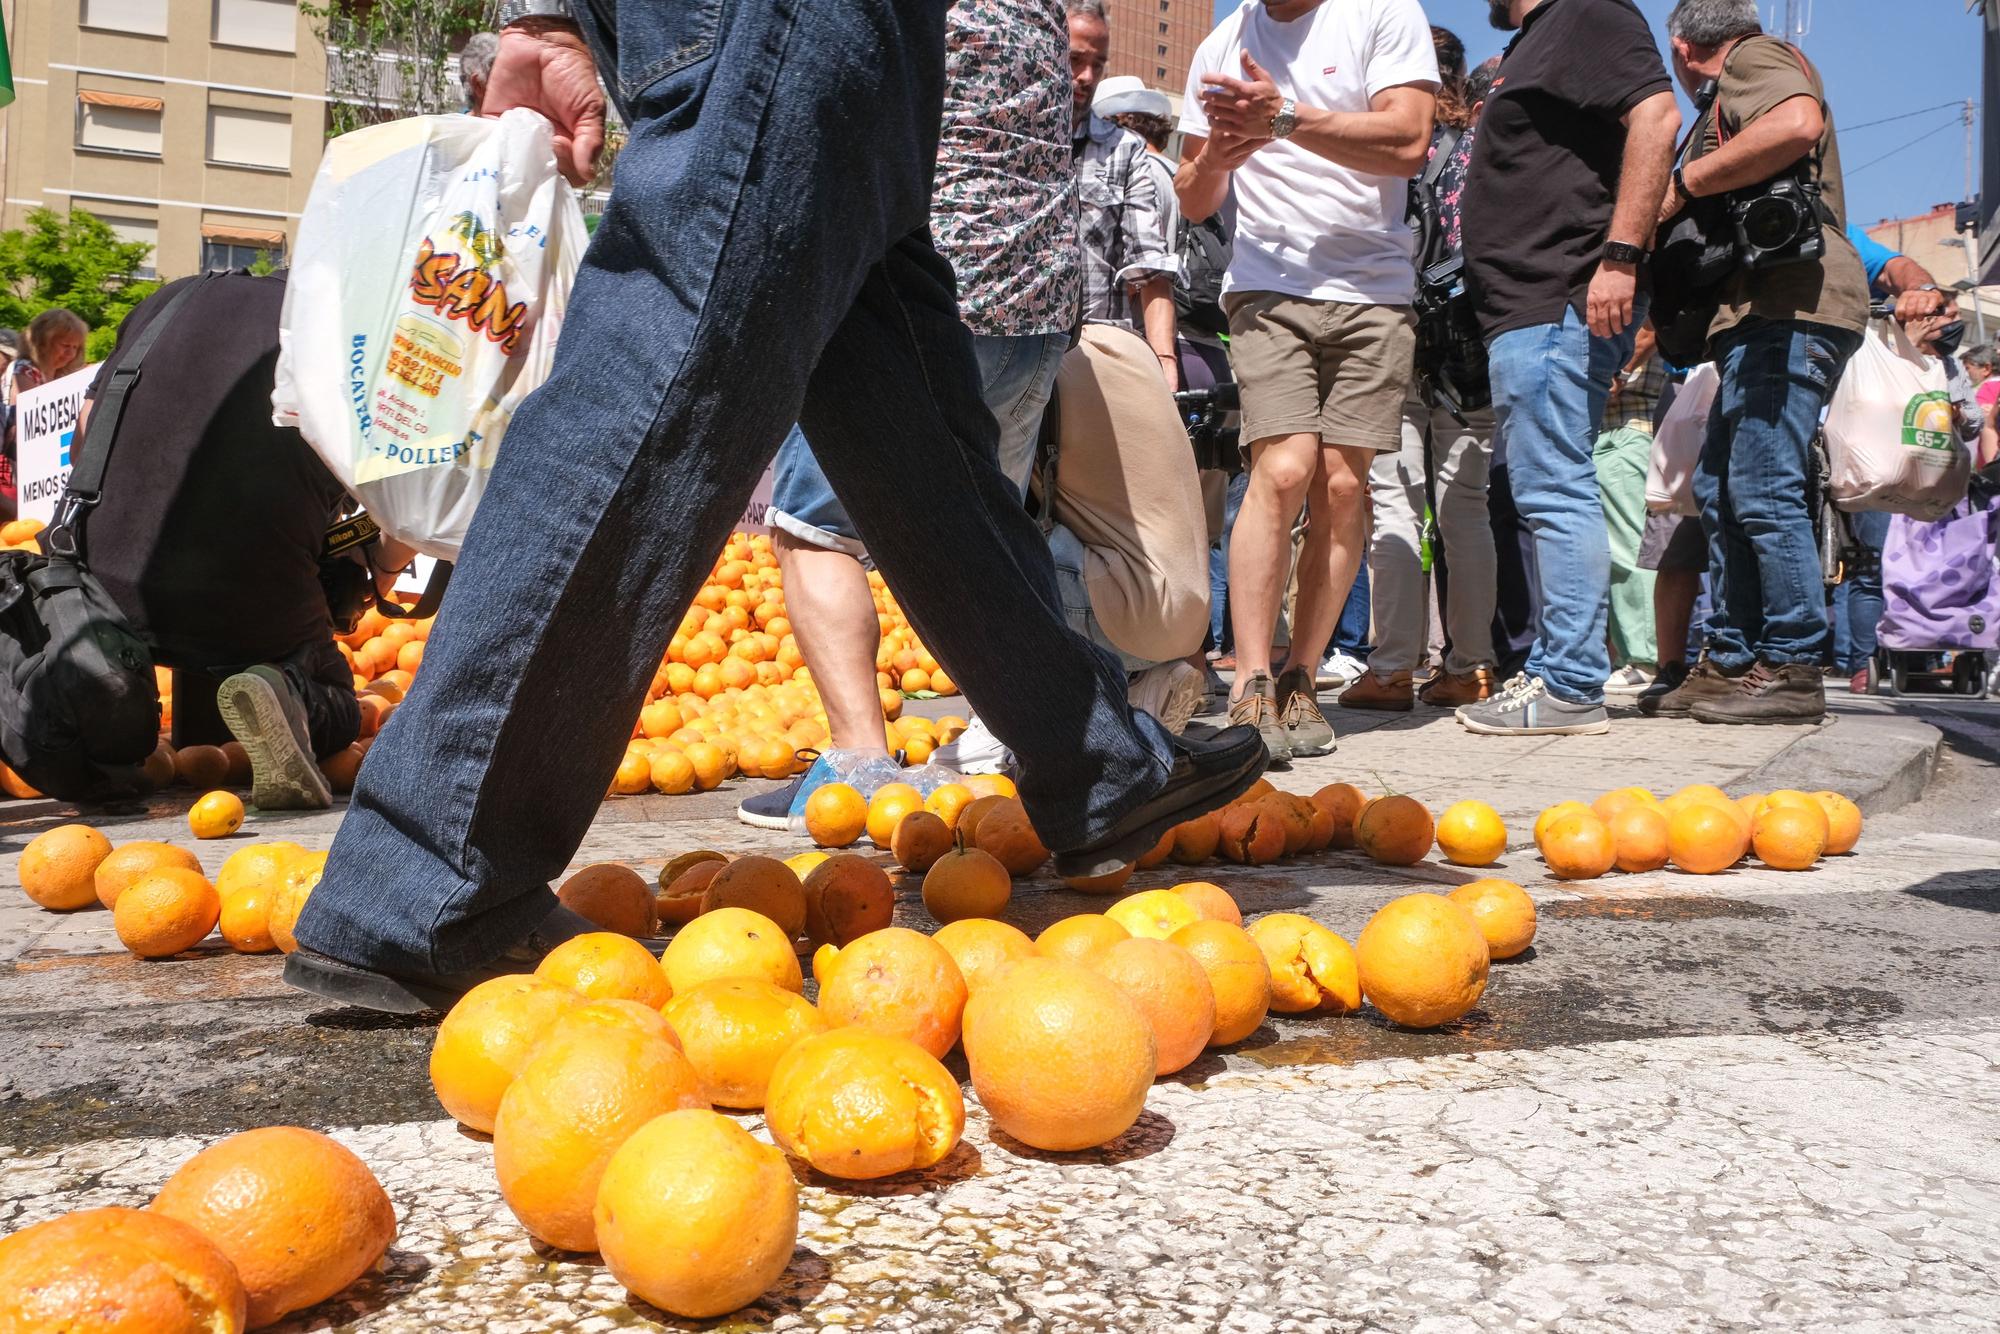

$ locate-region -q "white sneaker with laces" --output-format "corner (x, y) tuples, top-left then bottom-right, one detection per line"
(1603, 665), (1656, 701)
(929, 714), (1014, 775)
(1128, 661), (1204, 735)
(1320, 648), (1367, 688)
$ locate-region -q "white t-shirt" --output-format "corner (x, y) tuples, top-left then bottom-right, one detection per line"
(1178, 0), (1439, 305)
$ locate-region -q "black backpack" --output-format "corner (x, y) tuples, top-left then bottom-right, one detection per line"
(1174, 210), (1232, 339)
(1407, 126), (1490, 417)
(0, 277), (212, 801)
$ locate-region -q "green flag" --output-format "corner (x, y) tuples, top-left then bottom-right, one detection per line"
(0, 11), (14, 111)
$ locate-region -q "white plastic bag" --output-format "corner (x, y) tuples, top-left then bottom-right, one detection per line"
(274, 110), (585, 559)
(1646, 362), (1717, 516)
(1825, 318), (1969, 522)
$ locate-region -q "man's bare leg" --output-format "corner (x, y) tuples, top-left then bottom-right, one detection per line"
(1226, 431), (1321, 701)
(1280, 441), (1374, 676)
(773, 533), (890, 757)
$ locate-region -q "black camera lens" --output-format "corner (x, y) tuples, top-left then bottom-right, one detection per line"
(1740, 196), (1803, 251)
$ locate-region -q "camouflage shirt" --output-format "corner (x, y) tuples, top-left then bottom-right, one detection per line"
(932, 0), (1082, 338)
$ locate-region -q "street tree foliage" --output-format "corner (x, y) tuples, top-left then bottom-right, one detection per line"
(306, 0), (494, 136)
(0, 208), (160, 361)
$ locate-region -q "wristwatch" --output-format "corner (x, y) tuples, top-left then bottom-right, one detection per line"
(496, 0), (572, 26)
(1270, 97), (1297, 141)
(1604, 241), (1649, 267)
(1673, 165), (1694, 202)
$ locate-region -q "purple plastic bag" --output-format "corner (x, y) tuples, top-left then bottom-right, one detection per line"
(1878, 498), (2000, 651)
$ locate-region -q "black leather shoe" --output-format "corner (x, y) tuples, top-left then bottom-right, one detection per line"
(1051, 725), (1270, 879)
(282, 903), (604, 1015)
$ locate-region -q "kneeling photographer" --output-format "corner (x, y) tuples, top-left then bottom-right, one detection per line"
(81, 272), (413, 808)
(1650, 0), (1869, 726)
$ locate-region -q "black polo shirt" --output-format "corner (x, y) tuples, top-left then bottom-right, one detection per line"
(1462, 0), (1672, 339)
(84, 273), (350, 670)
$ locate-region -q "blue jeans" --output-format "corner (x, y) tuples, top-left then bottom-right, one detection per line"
(1049, 522), (1156, 673)
(1833, 508), (1891, 670)
(1485, 301), (1642, 704)
(770, 331), (1066, 551)
(1695, 320), (1862, 672)
(1333, 562), (1370, 655)
(1210, 469), (1248, 650)
(296, 0), (1171, 975)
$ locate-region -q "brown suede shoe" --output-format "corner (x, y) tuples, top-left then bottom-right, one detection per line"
(1339, 670), (1415, 712)
(1643, 657), (1742, 718)
(1691, 661), (1827, 726)
(1418, 667), (1493, 708)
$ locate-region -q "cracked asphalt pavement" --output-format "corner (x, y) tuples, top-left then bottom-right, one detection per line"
(1, 700), (1996, 1330)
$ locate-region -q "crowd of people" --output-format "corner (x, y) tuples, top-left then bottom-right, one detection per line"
(7, 0), (1989, 1012)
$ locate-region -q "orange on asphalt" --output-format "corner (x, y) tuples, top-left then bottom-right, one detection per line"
(1171, 881), (1242, 926)
(1105, 888), (1202, 941)
(815, 926), (967, 1059)
(1036, 913), (1130, 963)
(536, 932), (672, 1009)
(1355, 893), (1490, 1028)
(664, 977), (827, 1108)
(1060, 864), (1136, 894)
(924, 782), (977, 830)
(801, 854), (893, 946)
(1310, 783), (1368, 850)
(429, 974), (586, 1133)
(962, 957), (1156, 1151)
(932, 917), (1037, 994)
(804, 784), (868, 844)
(593, 1110), (798, 1319)
(657, 857), (726, 927)
(921, 844), (1012, 923)
(865, 782), (924, 851)
(971, 800), (1050, 877)
(114, 867), (220, 958)
(19, 823), (114, 910)
(661, 906), (803, 994)
(1246, 913), (1361, 1015)
(492, 1021), (704, 1252)
(1169, 919), (1272, 1046)
(891, 810), (953, 873)
(1447, 879), (1538, 960)
(1356, 795), (1435, 866)
(0, 1206), (247, 1333)
(1216, 800), (1286, 864)
(1813, 791), (1864, 855)
(95, 840), (202, 910)
(557, 863), (656, 937)
(1169, 812), (1222, 863)
(1539, 810), (1617, 881)
(1435, 800), (1507, 868)
(1086, 936), (1216, 1075)
(1667, 801), (1748, 875)
(1752, 802), (1828, 871)
(151, 1126), (396, 1329)
(266, 850), (327, 954)
(1533, 800), (1593, 845)
(765, 1028), (966, 1178)
(701, 855), (807, 939)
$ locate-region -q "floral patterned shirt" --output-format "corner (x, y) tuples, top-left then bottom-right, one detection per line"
(932, 0), (1081, 338)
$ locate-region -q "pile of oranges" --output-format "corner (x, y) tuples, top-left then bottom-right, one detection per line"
(1532, 784), (1863, 880)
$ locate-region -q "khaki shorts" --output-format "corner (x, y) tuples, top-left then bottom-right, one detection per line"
(1224, 291), (1416, 452)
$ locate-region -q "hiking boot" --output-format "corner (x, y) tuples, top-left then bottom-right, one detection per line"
(217, 666), (333, 811)
(1419, 667), (1493, 708)
(1051, 724), (1270, 879)
(1456, 675), (1610, 736)
(1228, 672), (1290, 764)
(1691, 661), (1827, 726)
(1338, 669), (1415, 712)
(1634, 660), (1691, 716)
(1276, 665), (1335, 756)
(1128, 661), (1205, 735)
(1642, 657), (1740, 718)
(283, 903), (604, 1014)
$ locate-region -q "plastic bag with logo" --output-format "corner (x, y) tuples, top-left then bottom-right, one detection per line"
(1825, 317), (1970, 522)
(273, 110), (585, 559)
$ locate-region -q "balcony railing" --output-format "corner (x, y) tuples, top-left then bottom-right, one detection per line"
(325, 46), (469, 113)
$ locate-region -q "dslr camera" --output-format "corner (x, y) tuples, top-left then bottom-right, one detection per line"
(1728, 168), (1825, 271)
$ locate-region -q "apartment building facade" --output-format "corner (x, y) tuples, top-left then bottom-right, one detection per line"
(0, 0), (328, 280)
(1107, 0), (1206, 101)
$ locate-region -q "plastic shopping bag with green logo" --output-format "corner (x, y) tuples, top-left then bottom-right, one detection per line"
(1826, 316), (1970, 522)
(273, 110), (585, 559)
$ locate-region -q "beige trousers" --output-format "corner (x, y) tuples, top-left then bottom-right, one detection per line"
(1365, 398), (1497, 677)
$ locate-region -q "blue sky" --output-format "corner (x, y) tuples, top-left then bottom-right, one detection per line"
(1208, 0), (1981, 229)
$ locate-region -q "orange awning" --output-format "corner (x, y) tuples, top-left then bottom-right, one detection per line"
(78, 89), (164, 112)
(201, 223), (286, 247)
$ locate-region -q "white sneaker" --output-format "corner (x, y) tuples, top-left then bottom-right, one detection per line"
(1320, 649), (1367, 688)
(929, 714), (1014, 775)
(1603, 664), (1656, 701)
(1128, 661), (1204, 735)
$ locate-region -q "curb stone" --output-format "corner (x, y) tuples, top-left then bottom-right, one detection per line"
(1735, 713), (1942, 814)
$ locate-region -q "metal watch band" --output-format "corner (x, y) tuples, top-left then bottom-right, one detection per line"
(1271, 97), (1297, 140)
(496, 0), (572, 26)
